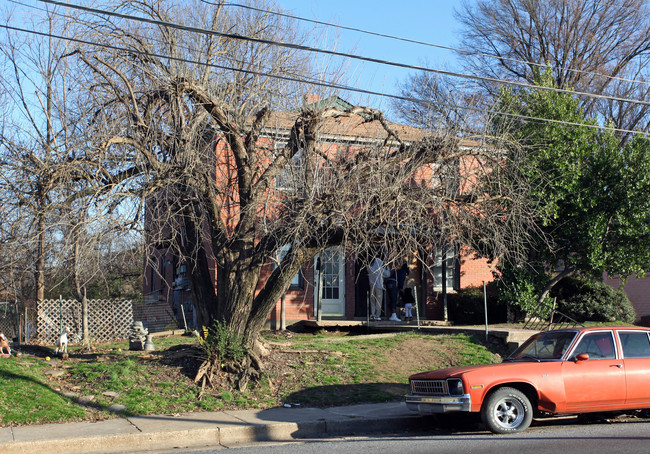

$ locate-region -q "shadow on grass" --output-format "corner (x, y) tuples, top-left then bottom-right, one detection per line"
(0, 356), (138, 424)
(284, 382), (409, 407)
(152, 344), (204, 380)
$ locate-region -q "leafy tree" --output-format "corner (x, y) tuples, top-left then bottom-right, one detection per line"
(456, 0), (650, 134)
(495, 72), (650, 304)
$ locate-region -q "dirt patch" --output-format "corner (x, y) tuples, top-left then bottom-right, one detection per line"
(380, 337), (459, 378)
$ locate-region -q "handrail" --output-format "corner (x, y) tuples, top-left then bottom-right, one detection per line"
(523, 297), (584, 331)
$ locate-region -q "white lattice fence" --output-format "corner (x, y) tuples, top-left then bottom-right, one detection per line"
(37, 299), (133, 344)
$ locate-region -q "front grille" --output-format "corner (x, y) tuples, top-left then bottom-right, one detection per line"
(411, 379), (447, 395)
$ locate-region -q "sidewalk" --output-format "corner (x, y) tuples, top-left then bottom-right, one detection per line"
(0, 402), (429, 454)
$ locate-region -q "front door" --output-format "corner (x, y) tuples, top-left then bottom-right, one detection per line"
(315, 247), (345, 316)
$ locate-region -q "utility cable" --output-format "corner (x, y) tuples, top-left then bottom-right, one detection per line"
(32, 0), (650, 109)
(204, 0), (650, 90)
(2, 22), (647, 139)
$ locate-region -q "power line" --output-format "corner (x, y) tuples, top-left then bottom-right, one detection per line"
(2, 21), (647, 139)
(26, 0), (650, 96)
(207, 0), (650, 90)
(7, 0), (348, 99)
(33, 0), (650, 109)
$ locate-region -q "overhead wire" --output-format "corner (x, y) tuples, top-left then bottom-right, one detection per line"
(6, 0), (344, 94)
(31, 0), (650, 110)
(204, 0), (650, 90)
(3, 1), (650, 137)
(2, 20), (647, 140)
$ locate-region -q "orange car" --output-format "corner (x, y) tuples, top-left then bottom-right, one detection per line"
(405, 326), (650, 433)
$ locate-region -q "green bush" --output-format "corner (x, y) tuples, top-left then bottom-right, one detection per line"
(198, 319), (248, 366)
(498, 267), (553, 317)
(551, 276), (636, 323)
(448, 284), (506, 325)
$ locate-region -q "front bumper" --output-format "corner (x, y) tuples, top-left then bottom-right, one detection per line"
(405, 394), (472, 414)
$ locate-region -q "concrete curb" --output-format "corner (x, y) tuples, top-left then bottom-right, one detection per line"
(1, 407), (429, 453)
(4, 429), (219, 454)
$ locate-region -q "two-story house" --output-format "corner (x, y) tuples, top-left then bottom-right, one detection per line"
(139, 96), (496, 332)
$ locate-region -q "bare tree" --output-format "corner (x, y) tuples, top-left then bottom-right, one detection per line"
(0, 5), (84, 307)
(0, 3), (132, 339)
(392, 67), (488, 135)
(54, 0), (540, 386)
(455, 0), (650, 132)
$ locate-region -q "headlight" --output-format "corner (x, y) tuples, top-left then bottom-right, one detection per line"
(447, 378), (464, 396)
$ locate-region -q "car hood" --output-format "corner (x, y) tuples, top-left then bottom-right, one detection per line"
(409, 364), (488, 380)
(408, 361), (549, 380)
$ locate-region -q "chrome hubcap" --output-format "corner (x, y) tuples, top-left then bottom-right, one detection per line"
(494, 398), (524, 429)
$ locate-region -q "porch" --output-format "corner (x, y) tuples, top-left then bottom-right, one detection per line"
(298, 319), (535, 353)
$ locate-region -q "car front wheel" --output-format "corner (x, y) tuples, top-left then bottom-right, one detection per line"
(481, 387), (533, 434)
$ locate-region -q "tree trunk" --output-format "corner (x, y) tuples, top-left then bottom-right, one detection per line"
(538, 266), (575, 305)
(82, 289), (89, 344)
(35, 206), (46, 303)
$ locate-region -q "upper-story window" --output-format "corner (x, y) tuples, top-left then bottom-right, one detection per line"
(431, 159), (460, 194)
(275, 147), (305, 192)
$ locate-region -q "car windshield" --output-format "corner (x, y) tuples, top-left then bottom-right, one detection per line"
(507, 331), (578, 361)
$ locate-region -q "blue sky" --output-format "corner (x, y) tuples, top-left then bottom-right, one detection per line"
(275, 0), (465, 109)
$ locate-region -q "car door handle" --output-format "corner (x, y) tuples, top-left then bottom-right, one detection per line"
(610, 364), (623, 368)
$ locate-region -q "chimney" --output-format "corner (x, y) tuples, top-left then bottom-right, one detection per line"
(303, 93), (320, 106)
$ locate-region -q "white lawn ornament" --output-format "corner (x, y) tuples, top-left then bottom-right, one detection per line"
(55, 327), (70, 356)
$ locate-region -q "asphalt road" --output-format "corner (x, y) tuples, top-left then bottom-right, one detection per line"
(156, 419), (650, 454)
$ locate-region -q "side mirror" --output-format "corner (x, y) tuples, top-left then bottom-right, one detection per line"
(575, 353), (590, 362)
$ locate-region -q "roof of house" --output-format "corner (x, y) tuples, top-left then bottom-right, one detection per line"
(263, 95), (479, 148)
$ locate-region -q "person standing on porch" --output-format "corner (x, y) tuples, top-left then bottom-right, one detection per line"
(387, 260), (409, 322)
(367, 257), (389, 321)
(402, 286), (416, 322)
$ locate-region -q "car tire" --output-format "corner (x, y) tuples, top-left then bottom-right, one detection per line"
(481, 387), (533, 434)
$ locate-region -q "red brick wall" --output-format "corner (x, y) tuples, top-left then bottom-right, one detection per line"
(262, 261), (316, 326)
(459, 248), (498, 289)
(144, 128), (498, 324)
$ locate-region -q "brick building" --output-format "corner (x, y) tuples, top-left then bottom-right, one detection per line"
(140, 97), (496, 332)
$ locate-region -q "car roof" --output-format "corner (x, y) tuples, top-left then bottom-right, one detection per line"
(543, 325), (648, 335)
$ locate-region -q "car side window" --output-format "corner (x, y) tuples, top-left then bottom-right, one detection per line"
(620, 332), (650, 358)
(571, 332), (616, 360)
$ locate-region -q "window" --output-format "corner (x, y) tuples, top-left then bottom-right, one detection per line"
(275, 244), (302, 289)
(510, 331), (577, 360)
(571, 331), (616, 360)
(275, 147), (304, 192)
(319, 247), (342, 299)
(431, 160), (460, 194)
(620, 331), (650, 358)
(433, 246), (456, 291)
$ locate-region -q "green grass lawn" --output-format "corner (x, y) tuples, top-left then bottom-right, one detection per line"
(0, 331), (502, 427)
(0, 355), (85, 425)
